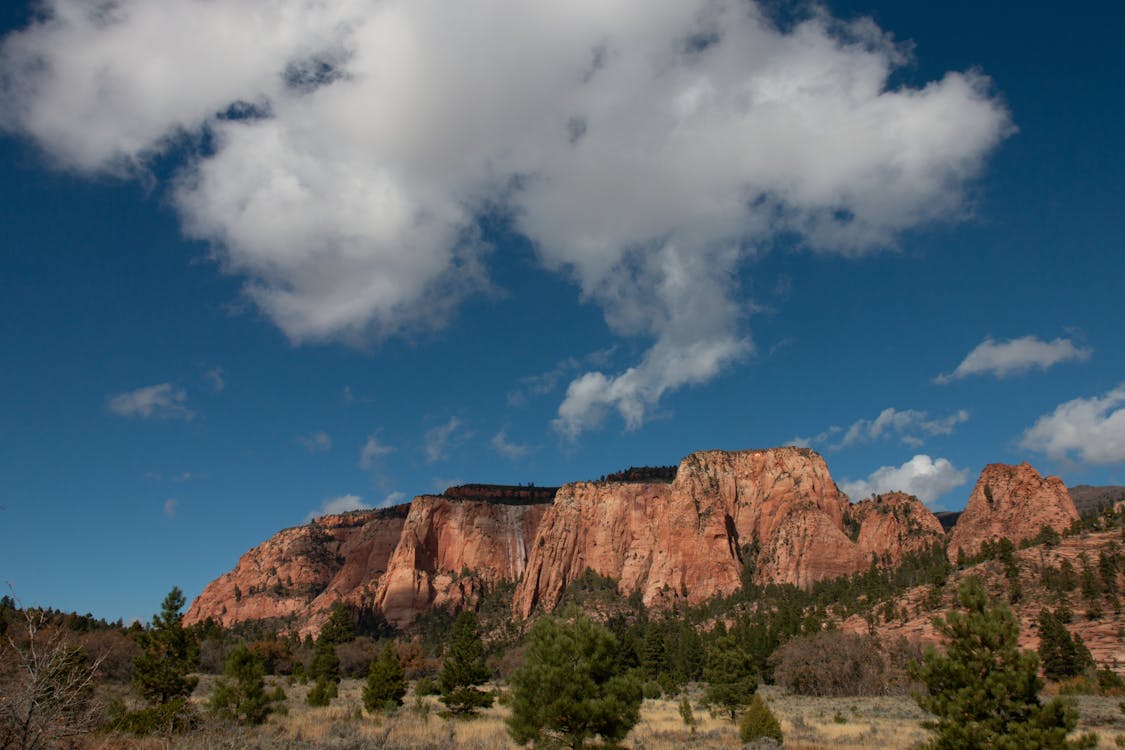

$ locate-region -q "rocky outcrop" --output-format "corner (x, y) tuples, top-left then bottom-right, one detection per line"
(183, 507), (408, 629)
(373, 495), (548, 628)
(512, 448), (946, 617)
(948, 463), (1079, 560)
(850, 492), (948, 564)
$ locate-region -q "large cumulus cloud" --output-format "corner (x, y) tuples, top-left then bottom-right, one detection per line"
(1, 0), (1012, 436)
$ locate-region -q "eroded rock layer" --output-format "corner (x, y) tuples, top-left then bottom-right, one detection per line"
(948, 462), (1079, 560)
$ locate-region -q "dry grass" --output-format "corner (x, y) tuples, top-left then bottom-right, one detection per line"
(79, 679), (1125, 749)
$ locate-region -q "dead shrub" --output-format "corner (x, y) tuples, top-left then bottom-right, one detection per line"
(770, 631), (920, 697)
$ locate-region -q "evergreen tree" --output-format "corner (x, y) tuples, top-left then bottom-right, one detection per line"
(209, 644), (283, 725)
(131, 587), (199, 705)
(739, 693), (783, 744)
(305, 617), (343, 707)
(363, 642), (407, 714)
(702, 632), (757, 720)
(318, 604), (355, 645)
(507, 616), (643, 748)
(1037, 608), (1094, 680)
(912, 577), (1097, 749)
(438, 611), (493, 715)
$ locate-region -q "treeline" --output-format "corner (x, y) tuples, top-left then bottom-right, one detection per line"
(596, 465), (678, 484)
(441, 484), (559, 505)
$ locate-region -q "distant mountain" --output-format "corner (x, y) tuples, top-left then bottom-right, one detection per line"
(1069, 485), (1125, 518)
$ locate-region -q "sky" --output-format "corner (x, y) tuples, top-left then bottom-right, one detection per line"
(1, 0), (1122, 623)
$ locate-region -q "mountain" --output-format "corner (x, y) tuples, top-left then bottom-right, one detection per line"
(184, 448), (1082, 635)
(1069, 485), (1125, 518)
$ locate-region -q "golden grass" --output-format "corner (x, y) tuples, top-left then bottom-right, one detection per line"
(85, 679), (1125, 749)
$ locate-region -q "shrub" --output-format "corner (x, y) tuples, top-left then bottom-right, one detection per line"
(208, 644), (283, 725)
(739, 693), (783, 744)
(305, 676), (337, 707)
(771, 630), (907, 697)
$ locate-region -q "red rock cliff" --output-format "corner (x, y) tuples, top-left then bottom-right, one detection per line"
(183, 507), (408, 629)
(374, 495), (548, 628)
(948, 462), (1079, 560)
(512, 448), (946, 617)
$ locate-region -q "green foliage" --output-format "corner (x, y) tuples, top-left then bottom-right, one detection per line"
(1097, 668), (1125, 693)
(739, 693), (783, 744)
(703, 632), (757, 720)
(678, 695), (696, 731)
(414, 675), (440, 696)
(107, 697), (199, 736)
(305, 675), (337, 707)
(1038, 608), (1094, 680)
(208, 644), (283, 725)
(318, 604), (356, 645)
(507, 616), (643, 748)
(131, 587), (199, 707)
(363, 642), (407, 714)
(912, 577), (1097, 749)
(438, 611), (493, 715)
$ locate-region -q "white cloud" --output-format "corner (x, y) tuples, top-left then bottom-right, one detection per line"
(380, 491), (407, 508)
(795, 407), (968, 450)
(1020, 385), (1125, 465)
(425, 417), (471, 463)
(297, 430), (332, 453)
(358, 434), (394, 470)
(491, 431), (531, 460)
(305, 493), (370, 522)
(841, 454), (969, 507)
(935, 336), (1092, 383)
(202, 366), (225, 392)
(2, 0), (1012, 436)
(163, 498), (179, 518)
(107, 383), (194, 420)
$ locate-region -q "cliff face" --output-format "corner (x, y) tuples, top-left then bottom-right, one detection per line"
(512, 448), (946, 617)
(851, 492), (948, 563)
(183, 508), (408, 629)
(373, 496), (548, 628)
(948, 462), (1079, 560)
(184, 497), (549, 634)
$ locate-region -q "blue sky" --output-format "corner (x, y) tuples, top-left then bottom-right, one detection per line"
(1, 0), (1122, 622)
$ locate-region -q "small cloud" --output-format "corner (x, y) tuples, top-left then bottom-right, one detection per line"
(424, 417), (471, 463)
(935, 335), (1092, 383)
(1020, 384), (1125, 465)
(379, 491), (408, 508)
(507, 348), (618, 407)
(107, 383), (194, 421)
(342, 385), (356, 404)
(305, 493), (370, 522)
(358, 434), (394, 470)
(298, 430), (333, 453)
(840, 455), (969, 507)
(172, 472), (193, 482)
(794, 407), (968, 452)
(163, 498), (179, 518)
(202, 366), (225, 392)
(491, 431), (531, 460)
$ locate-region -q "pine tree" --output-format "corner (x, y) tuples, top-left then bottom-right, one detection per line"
(507, 616), (643, 748)
(131, 587), (198, 705)
(1038, 608), (1094, 681)
(363, 642), (407, 714)
(305, 616), (343, 707)
(912, 577), (1098, 749)
(438, 611), (493, 715)
(318, 604), (355, 645)
(209, 644), (282, 725)
(702, 632), (757, 720)
(739, 692), (783, 744)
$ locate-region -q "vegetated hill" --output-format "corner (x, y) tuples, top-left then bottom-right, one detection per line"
(185, 448), (1081, 638)
(843, 511), (1125, 670)
(1070, 485), (1125, 519)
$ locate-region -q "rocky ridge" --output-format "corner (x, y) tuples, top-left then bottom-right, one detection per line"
(185, 449), (1083, 635)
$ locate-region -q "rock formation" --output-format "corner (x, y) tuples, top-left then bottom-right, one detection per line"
(372, 495), (548, 628)
(184, 507), (409, 629)
(947, 462), (1079, 560)
(187, 450), (1089, 634)
(512, 448), (947, 617)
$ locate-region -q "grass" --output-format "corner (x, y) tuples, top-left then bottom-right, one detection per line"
(82, 679), (1125, 749)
